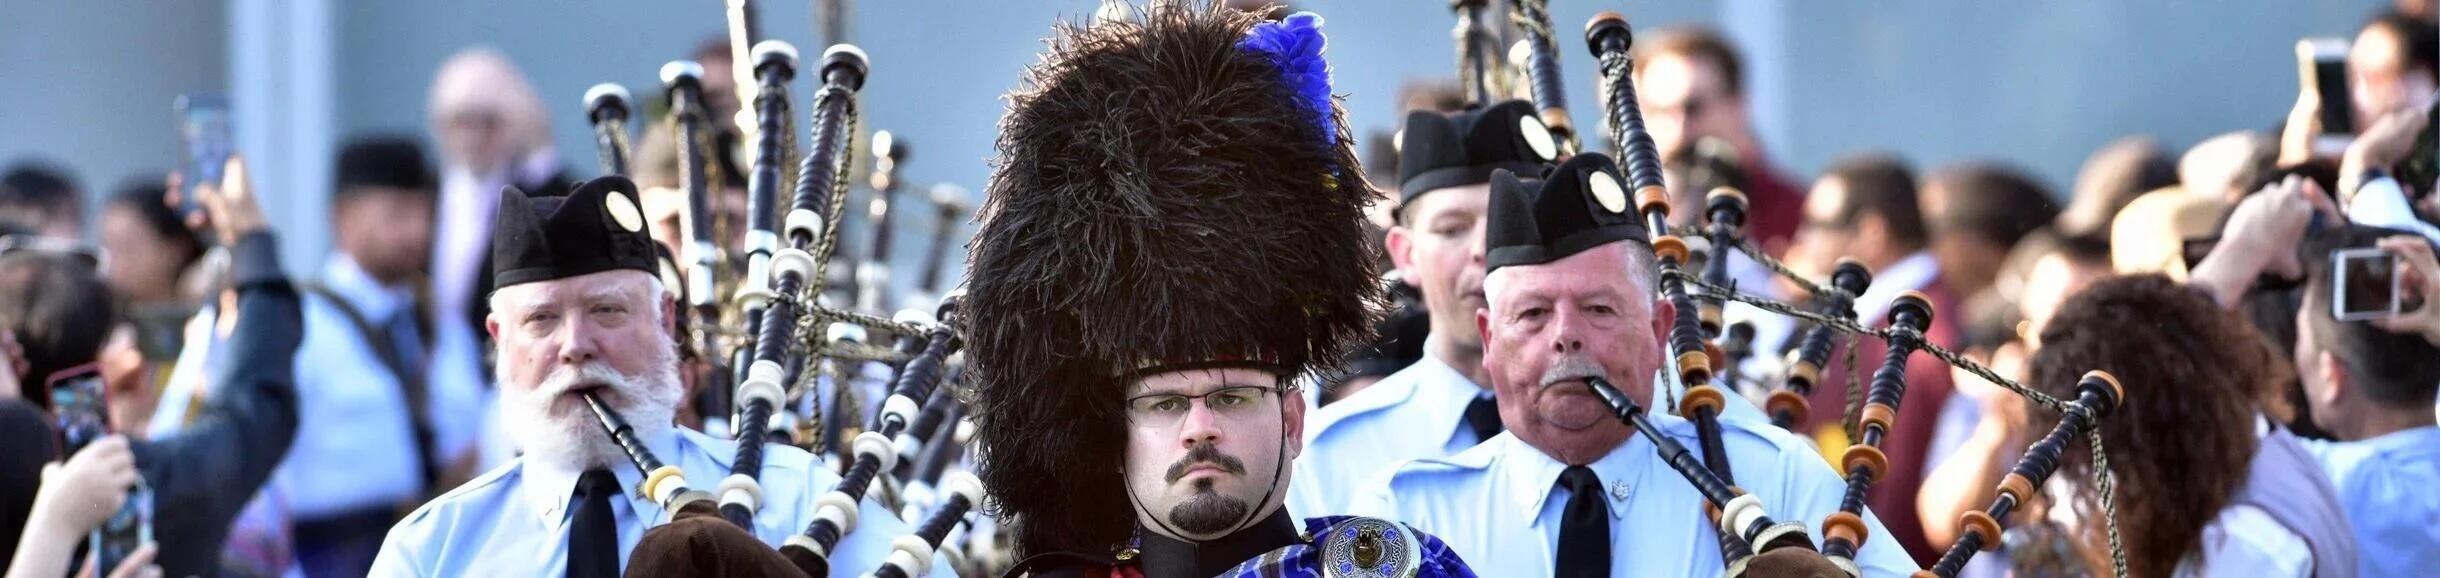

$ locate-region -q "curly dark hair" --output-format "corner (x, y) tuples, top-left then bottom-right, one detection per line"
(2027, 274), (2286, 578)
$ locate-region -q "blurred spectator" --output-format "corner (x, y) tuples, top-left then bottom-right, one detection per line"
(0, 249), (117, 404)
(100, 155), (306, 577)
(97, 180), (204, 309)
(4, 435), (163, 578)
(689, 37), (741, 129)
(2394, 0), (2434, 22)
(1662, 136), (1749, 233)
(426, 48), (573, 376)
(98, 180), (208, 373)
(2187, 174), (2347, 437)
(1920, 162), (2060, 301)
(277, 137), (475, 578)
(2293, 229), (2440, 578)
(2014, 233), (2114, 343)
(630, 109), (748, 272)
(2016, 274), (2355, 578)
(2180, 131), (2279, 203)
(1783, 153), (1960, 564)
(1634, 26), (1805, 254)
(0, 162), (83, 240)
(0, 399), (50, 573)
(2108, 188), (2230, 281)
(2348, 12), (2437, 127)
(2340, 104), (2439, 242)
(2190, 176), (2341, 309)
(2056, 136), (2179, 241)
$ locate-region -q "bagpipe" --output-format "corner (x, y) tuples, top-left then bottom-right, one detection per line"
(575, 28), (990, 575)
(1579, 10), (2135, 578)
(1505, 0), (1576, 157)
(1450, 0), (1512, 107)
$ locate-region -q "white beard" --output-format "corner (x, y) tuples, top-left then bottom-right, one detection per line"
(497, 338), (684, 473)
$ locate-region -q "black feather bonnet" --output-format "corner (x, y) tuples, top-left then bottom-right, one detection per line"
(961, 1), (1382, 556)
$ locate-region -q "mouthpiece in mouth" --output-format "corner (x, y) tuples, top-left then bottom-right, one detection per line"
(1583, 376), (1636, 419)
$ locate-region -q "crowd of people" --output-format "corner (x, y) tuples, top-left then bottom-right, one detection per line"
(0, 1), (2434, 577)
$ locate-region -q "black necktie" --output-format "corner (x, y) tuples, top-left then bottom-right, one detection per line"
(1556, 465), (1611, 578)
(1463, 394), (1504, 444)
(569, 469), (621, 578)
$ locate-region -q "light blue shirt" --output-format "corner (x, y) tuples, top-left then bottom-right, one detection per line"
(370, 427), (929, 577)
(1290, 352), (1489, 518)
(281, 255), (484, 518)
(1350, 412), (1915, 577)
(2299, 425), (2440, 578)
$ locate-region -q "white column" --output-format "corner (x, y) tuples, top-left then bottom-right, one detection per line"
(231, 0), (336, 273)
(1720, 0), (1790, 172)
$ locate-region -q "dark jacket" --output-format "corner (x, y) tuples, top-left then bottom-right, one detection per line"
(129, 232), (304, 577)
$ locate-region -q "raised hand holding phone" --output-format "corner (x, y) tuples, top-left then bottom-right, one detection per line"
(164, 155), (265, 246)
(2371, 235), (2440, 345)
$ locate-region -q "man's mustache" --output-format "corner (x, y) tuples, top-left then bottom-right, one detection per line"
(1539, 354), (1607, 389)
(1165, 442), (1247, 483)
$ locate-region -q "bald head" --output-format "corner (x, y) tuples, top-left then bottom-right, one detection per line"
(429, 48), (550, 176)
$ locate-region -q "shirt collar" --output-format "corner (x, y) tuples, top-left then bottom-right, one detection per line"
(1503, 426), (1649, 526)
(520, 426), (687, 526)
(1409, 346), (1491, 446)
(1855, 251), (1940, 323)
(321, 253), (417, 322)
(2361, 425), (2440, 455)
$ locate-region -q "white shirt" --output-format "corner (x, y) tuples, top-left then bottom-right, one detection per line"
(279, 255), (482, 518)
(2299, 426), (2440, 578)
(2176, 505), (2314, 578)
(371, 428), (936, 577)
(1289, 350), (1489, 518)
(1351, 412), (1916, 577)
(2040, 469), (2315, 578)
(1851, 251), (1940, 325)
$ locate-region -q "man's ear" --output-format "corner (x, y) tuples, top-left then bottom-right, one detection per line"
(1651, 295), (1677, 346)
(662, 292), (680, 338)
(1282, 386), (1308, 460)
(1386, 226), (1420, 289)
(2314, 350), (2349, 407)
(1475, 306), (1493, 350)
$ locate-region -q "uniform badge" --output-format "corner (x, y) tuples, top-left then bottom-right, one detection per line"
(1588, 171), (1629, 214)
(604, 190), (646, 233)
(1519, 115), (1559, 161)
(1320, 517), (1422, 578)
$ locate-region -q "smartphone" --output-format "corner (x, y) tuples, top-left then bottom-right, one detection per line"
(2332, 247), (2405, 321)
(2298, 38), (2355, 156)
(45, 363), (107, 454)
(45, 363), (153, 574)
(176, 94), (234, 220)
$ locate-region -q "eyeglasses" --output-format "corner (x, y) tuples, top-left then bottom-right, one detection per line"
(1124, 385), (1279, 428)
(0, 235), (105, 271)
